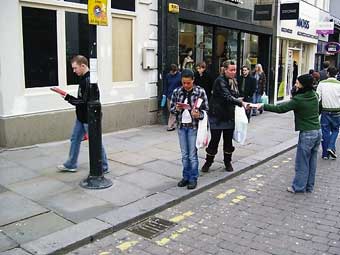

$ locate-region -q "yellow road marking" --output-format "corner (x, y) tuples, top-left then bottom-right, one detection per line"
(99, 252), (111, 255)
(248, 189), (257, 192)
(156, 227), (188, 246)
(249, 177), (257, 181)
(170, 211), (194, 223)
(116, 241), (139, 251)
(216, 188), (236, 199)
(273, 165), (279, 168)
(256, 174), (263, 178)
(156, 238), (170, 246)
(236, 195), (246, 200)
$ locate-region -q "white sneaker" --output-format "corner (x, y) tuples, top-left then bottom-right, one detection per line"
(57, 165), (77, 172)
(287, 187), (295, 193)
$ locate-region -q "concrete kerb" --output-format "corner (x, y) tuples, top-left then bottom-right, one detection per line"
(16, 137), (298, 255)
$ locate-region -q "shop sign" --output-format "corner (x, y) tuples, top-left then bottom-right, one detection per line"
(280, 3), (299, 20)
(88, 0), (108, 26)
(254, 4), (272, 21)
(325, 42), (340, 54)
(316, 22), (334, 35)
(168, 3), (179, 13)
(296, 18), (309, 29)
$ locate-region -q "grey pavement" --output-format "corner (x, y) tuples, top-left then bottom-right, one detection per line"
(0, 111), (298, 254)
(67, 140), (340, 255)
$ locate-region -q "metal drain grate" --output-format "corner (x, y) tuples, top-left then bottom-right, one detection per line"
(127, 217), (176, 239)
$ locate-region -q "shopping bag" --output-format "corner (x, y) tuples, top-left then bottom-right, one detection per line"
(260, 92), (269, 104)
(233, 106), (248, 145)
(196, 111), (211, 149)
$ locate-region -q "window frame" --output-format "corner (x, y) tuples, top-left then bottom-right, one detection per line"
(19, 0), (136, 93)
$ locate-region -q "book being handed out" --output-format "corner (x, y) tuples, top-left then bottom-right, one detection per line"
(50, 87), (67, 97)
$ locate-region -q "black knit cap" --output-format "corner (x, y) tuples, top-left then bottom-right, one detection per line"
(297, 74), (314, 89)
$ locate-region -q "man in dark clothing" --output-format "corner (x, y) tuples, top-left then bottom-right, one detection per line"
(237, 65), (256, 121)
(57, 55), (109, 173)
(319, 61), (330, 81)
(163, 64), (182, 131)
(194, 61), (214, 100)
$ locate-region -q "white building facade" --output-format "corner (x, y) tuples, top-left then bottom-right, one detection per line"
(274, 0), (330, 103)
(0, 0), (158, 147)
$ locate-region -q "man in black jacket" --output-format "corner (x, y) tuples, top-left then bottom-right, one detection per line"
(194, 61), (214, 100)
(57, 55), (109, 173)
(237, 65), (256, 121)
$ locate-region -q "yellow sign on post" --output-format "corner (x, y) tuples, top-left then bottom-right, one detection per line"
(88, 0), (108, 26)
(168, 3), (179, 14)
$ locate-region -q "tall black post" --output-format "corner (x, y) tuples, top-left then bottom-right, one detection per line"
(80, 24), (112, 189)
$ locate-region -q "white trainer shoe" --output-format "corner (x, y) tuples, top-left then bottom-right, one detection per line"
(57, 165), (77, 172)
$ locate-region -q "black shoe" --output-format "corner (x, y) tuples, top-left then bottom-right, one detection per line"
(224, 161), (234, 172)
(177, 179), (189, 187)
(327, 149), (337, 159)
(187, 180), (197, 190)
(201, 162), (212, 172)
(167, 127), (175, 131)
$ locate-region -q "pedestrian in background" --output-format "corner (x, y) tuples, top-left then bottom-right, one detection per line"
(316, 66), (340, 160)
(252, 63), (266, 116)
(238, 65), (256, 121)
(201, 60), (248, 173)
(57, 55), (109, 173)
(319, 61), (330, 81)
(257, 74), (321, 193)
(170, 69), (209, 189)
(163, 64), (182, 131)
(194, 61), (214, 100)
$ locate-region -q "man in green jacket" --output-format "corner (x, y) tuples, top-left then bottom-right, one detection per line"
(257, 74), (321, 193)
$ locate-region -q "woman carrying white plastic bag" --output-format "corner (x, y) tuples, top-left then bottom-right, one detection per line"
(196, 110), (211, 149)
(233, 106), (248, 145)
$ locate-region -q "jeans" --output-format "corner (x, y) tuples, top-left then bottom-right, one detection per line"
(292, 130), (321, 192)
(177, 127), (198, 182)
(64, 119), (109, 171)
(252, 92), (262, 115)
(320, 112), (340, 157)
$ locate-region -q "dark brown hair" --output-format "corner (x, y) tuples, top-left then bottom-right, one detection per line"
(71, 55), (88, 67)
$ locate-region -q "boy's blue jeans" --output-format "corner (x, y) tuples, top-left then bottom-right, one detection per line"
(177, 127), (198, 182)
(63, 119), (108, 171)
(292, 130), (321, 192)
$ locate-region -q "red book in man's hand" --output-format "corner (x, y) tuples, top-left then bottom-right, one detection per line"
(50, 87), (67, 97)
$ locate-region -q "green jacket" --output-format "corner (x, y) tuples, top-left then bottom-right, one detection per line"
(264, 90), (320, 131)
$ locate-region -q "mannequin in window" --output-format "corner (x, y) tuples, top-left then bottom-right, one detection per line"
(182, 49), (194, 70)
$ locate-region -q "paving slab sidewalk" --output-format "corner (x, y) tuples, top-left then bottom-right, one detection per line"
(0, 111), (298, 255)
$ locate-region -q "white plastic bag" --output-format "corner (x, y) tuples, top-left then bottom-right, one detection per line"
(196, 111), (211, 149)
(233, 106), (248, 145)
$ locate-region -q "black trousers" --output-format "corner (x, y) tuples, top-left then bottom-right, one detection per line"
(206, 129), (234, 156)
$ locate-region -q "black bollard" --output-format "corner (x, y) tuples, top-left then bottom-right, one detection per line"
(80, 24), (112, 189)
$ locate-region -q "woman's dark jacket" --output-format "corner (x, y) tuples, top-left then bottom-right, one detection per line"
(253, 71), (267, 95)
(194, 70), (214, 100)
(209, 75), (243, 123)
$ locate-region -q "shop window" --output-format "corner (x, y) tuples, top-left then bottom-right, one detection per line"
(112, 17), (132, 82)
(111, 0), (135, 12)
(179, 22), (213, 72)
(65, 12), (90, 85)
(277, 39), (288, 101)
(22, 7), (58, 88)
(240, 33), (259, 72)
(215, 28), (238, 69)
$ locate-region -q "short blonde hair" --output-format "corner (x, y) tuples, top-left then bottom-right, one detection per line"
(71, 55), (88, 67)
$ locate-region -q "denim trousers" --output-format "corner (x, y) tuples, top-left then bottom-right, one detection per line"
(177, 127), (198, 182)
(64, 119), (109, 171)
(320, 112), (340, 157)
(252, 92), (262, 114)
(292, 130), (321, 192)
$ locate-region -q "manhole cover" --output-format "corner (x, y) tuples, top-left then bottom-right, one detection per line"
(127, 217), (176, 239)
